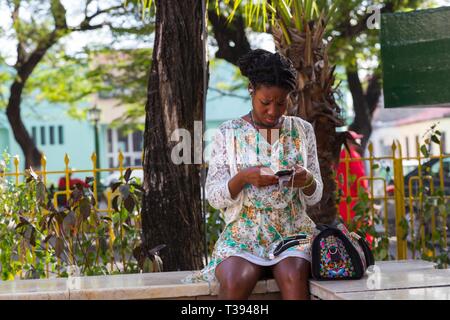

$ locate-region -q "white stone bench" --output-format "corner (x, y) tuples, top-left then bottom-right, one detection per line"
(0, 260), (443, 300)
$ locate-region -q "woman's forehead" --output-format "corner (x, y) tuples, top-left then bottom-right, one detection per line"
(256, 85), (289, 99)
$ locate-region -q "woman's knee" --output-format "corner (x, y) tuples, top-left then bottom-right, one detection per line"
(216, 257), (262, 291)
(274, 257), (310, 283)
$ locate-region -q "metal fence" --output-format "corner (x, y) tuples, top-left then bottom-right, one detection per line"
(0, 151), (143, 279)
(1, 137), (449, 278)
(339, 138), (449, 266)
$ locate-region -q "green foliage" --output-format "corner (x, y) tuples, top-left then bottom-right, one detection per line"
(0, 155), (151, 280)
(205, 203), (225, 256)
(0, 0), (152, 133)
(87, 47), (152, 130)
(407, 124), (449, 268)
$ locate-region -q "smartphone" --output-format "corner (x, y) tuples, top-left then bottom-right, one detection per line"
(275, 169), (294, 177)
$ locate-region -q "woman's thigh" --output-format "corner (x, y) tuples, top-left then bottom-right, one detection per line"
(271, 256), (311, 299)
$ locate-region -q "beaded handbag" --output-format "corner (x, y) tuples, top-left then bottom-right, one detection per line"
(310, 221), (374, 280)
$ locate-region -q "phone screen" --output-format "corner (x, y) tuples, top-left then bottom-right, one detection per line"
(275, 169), (293, 177)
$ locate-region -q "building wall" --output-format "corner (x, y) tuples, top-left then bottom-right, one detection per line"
(0, 102), (108, 184)
(370, 118), (450, 157)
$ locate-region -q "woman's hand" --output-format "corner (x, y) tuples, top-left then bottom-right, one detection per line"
(288, 165), (314, 188)
(228, 166), (279, 200)
(243, 166), (279, 188)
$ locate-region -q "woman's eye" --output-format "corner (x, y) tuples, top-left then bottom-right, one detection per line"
(261, 101), (270, 106)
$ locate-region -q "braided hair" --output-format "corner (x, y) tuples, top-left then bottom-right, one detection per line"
(237, 49), (297, 92)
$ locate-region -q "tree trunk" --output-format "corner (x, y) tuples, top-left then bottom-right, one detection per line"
(7, 33), (58, 169)
(6, 80), (42, 169)
(141, 0), (205, 271)
(346, 68), (381, 153)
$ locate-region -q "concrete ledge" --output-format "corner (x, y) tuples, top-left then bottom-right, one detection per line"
(0, 260), (439, 300)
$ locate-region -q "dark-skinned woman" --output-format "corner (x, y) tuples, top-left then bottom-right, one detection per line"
(183, 49), (323, 300)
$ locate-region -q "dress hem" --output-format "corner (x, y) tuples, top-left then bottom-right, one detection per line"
(228, 251), (311, 266)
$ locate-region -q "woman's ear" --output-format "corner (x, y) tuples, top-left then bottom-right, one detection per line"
(248, 84), (254, 95)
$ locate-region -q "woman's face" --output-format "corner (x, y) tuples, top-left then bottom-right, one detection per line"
(251, 84), (289, 127)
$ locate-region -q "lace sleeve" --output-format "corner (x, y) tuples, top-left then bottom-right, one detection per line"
(206, 127), (242, 210)
(300, 121), (323, 206)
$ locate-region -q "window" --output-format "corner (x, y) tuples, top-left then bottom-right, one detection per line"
(107, 129), (113, 153)
(133, 131), (143, 152)
(49, 126), (55, 145)
(58, 126), (64, 144)
(118, 129), (129, 152)
(431, 158), (450, 179)
(40, 126), (46, 145)
(31, 126), (37, 144)
(106, 128), (143, 169)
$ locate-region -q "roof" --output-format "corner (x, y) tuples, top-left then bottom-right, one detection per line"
(372, 105), (450, 128)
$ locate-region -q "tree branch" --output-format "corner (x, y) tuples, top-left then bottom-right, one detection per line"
(11, 0), (26, 67)
(50, 0), (68, 30)
(208, 9), (251, 66)
(346, 66), (372, 152)
(365, 74), (381, 116)
(87, 4), (123, 21)
(71, 4), (123, 32)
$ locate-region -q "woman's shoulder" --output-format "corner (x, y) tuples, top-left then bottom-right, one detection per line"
(216, 118), (247, 134)
(285, 115), (313, 130)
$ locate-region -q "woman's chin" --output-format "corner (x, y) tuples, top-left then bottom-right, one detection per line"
(263, 119), (277, 126)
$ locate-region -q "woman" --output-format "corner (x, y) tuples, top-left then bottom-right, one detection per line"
(185, 49), (323, 300)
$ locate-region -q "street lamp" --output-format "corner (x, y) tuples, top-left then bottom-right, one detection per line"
(88, 105), (101, 197)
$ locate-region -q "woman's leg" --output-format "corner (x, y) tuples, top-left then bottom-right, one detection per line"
(215, 256), (264, 300)
(271, 256), (311, 300)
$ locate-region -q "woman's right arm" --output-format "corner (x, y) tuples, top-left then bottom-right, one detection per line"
(205, 128), (244, 209)
(206, 128), (278, 208)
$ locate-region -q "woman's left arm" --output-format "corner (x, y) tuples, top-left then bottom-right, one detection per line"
(300, 122), (323, 206)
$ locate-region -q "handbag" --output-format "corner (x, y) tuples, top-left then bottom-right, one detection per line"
(311, 221), (374, 280)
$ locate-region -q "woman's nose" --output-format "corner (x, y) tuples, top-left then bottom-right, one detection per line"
(267, 105), (278, 116)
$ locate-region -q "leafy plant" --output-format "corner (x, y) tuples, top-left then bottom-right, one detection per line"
(0, 157), (160, 280)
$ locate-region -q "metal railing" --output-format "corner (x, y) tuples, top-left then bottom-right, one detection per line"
(339, 138), (449, 266)
(0, 151), (143, 279)
(1, 136), (448, 279)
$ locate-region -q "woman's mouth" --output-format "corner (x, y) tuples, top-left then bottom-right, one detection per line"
(264, 118), (277, 125)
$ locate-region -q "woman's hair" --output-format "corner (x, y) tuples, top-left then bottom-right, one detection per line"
(237, 49), (297, 92)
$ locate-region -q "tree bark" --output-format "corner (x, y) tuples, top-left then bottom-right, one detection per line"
(346, 67), (381, 153)
(7, 81), (43, 169)
(7, 38), (57, 169)
(141, 0), (205, 271)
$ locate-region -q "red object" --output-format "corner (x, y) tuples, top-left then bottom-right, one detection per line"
(58, 177), (89, 190)
(348, 131), (363, 140)
(335, 146), (373, 245)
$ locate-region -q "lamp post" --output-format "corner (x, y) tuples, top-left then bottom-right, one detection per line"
(88, 105), (101, 197)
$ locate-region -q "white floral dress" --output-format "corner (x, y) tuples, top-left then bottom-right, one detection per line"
(183, 115), (323, 283)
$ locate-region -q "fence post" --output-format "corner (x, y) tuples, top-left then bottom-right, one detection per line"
(14, 156), (20, 186)
(438, 140), (448, 268)
(392, 141), (407, 259)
